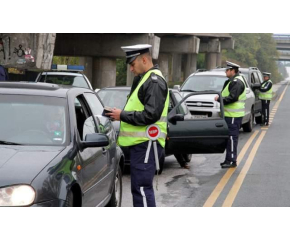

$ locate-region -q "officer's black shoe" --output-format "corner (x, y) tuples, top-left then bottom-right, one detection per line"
(221, 161), (237, 168)
(220, 160), (230, 166)
(265, 122), (269, 126)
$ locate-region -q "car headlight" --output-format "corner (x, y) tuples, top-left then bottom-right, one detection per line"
(0, 185), (36, 206)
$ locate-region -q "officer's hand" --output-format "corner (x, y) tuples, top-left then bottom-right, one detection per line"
(106, 108), (122, 121)
(214, 95), (219, 101)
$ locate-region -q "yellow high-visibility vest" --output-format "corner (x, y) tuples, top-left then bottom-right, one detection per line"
(222, 75), (246, 117)
(118, 69), (169, 147)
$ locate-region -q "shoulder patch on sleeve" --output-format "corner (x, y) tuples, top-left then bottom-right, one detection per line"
(150, 73), (159, 82)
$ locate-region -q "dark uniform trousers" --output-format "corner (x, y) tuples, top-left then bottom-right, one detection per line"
(261, 100), (270, 124)
(225, 117), (243, 163)
(130, 141), (163, 207)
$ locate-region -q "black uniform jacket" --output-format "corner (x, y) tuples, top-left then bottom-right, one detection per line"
(220, 74), (245, 105)
(259, 80), (272, 93)
(120, 65), (168, 126)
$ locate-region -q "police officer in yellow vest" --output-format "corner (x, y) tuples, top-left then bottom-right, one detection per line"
(215, 61), (246, 168)
(259, 72), (273, 126)
(106, 44), (169, 207)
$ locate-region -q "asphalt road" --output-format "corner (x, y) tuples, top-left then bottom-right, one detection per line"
(121, 80), (289, 207)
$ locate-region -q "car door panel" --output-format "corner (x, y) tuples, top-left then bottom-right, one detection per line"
(166, 91), (228, 155)
(84, 93), (115, 198)
(74, 96), (108, 207)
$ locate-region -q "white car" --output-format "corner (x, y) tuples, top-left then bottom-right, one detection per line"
(174, 70), (255, 132)
(35, 65), (93, 90)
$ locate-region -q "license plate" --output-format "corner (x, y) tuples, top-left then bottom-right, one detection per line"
(192, 115), (208, 119)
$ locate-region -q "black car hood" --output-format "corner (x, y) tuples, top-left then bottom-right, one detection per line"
(0, 146), (65, 187)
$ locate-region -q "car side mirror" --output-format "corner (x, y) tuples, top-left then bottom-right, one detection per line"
(251, 83), (261, 90)
(81, 133), (109, 149)
(168, 114), (184, 124)
(173, 85), (181, 91)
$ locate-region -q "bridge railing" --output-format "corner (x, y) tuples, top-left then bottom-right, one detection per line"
(273, 34), (290, 42)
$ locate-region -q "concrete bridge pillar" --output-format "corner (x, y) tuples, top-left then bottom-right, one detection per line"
(79, 57), (93, 83)
(205, 53), (217, 70)
(200, 38), (221, 70)
(157, 53), (169, 82)
(172, 53), (182, 82)
(184, 53), (197, 79)
(216, 52), (222, 67)
(92, 57), (116, 89)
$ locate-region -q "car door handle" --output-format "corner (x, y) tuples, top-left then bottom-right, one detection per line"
(215, 123), (224, 127)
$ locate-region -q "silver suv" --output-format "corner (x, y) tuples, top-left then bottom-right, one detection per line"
(174, 69), (256, 132)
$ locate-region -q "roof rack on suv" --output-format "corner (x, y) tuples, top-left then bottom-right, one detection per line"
(249, 67), (258, 70)
(195, 69), (208, 73)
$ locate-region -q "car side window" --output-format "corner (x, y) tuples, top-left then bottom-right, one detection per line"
(83, 93), (104, 116)
(172, 92), (189, 115)
(256, 71), (264, 84)
(74, 95), (98, 141)
(253, 72), (260, 84)
(251, 73), (256, 84)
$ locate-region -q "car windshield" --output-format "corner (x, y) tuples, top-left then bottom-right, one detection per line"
(97, 89), (129, 109)
(0, 95), (69, 146)
(181, 75), (227, 92)
(39, 74), (89, 89)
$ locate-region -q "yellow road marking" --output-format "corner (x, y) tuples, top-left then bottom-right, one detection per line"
(222, 131), (267, 207)
(203, 130), (259, 207)
(203, 82), (289, 207)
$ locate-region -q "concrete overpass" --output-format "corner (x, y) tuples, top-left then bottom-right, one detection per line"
(273, 34), (290, 62)
(0, 33), (234, 88)
(54, 33), (234, 88)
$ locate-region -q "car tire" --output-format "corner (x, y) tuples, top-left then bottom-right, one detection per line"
(255, 114), (263, 124)
(65, 190), (74, 207)
(243, 109), (254, 132)
(107, 165), (122, 207)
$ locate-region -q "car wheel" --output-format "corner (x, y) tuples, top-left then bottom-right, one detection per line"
(183, 154), (192, 162)
(243, 109), (254, 132)
(65, 190), (74, 207)
(255, 113), (264, 124)
(107, 165), (122, 207)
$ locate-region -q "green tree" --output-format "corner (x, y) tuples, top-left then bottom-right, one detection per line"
(53, 56), (79, 65)
(223, 33), (283, 83)
(116, 58), (127, 86)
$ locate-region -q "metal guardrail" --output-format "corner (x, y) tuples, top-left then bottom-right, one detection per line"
(273, 35), (290, 42)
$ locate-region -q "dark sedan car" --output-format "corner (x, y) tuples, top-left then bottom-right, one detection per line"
(97, 87), (229, 173)
(0, 82), (123, 207)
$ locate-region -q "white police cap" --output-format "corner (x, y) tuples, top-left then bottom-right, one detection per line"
(226, 61), (240, 70)
(263, 72), (271, 77)
(121, 44), (152, 64)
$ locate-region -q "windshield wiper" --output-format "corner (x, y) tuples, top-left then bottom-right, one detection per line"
(181, 89), (197, 92)
(0, 140), (22, 145)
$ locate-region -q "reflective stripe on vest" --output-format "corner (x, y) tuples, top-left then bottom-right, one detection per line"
(222, 75), (247, 117)
(259, 80), (273, 100)
(118, 69), (169, 147)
